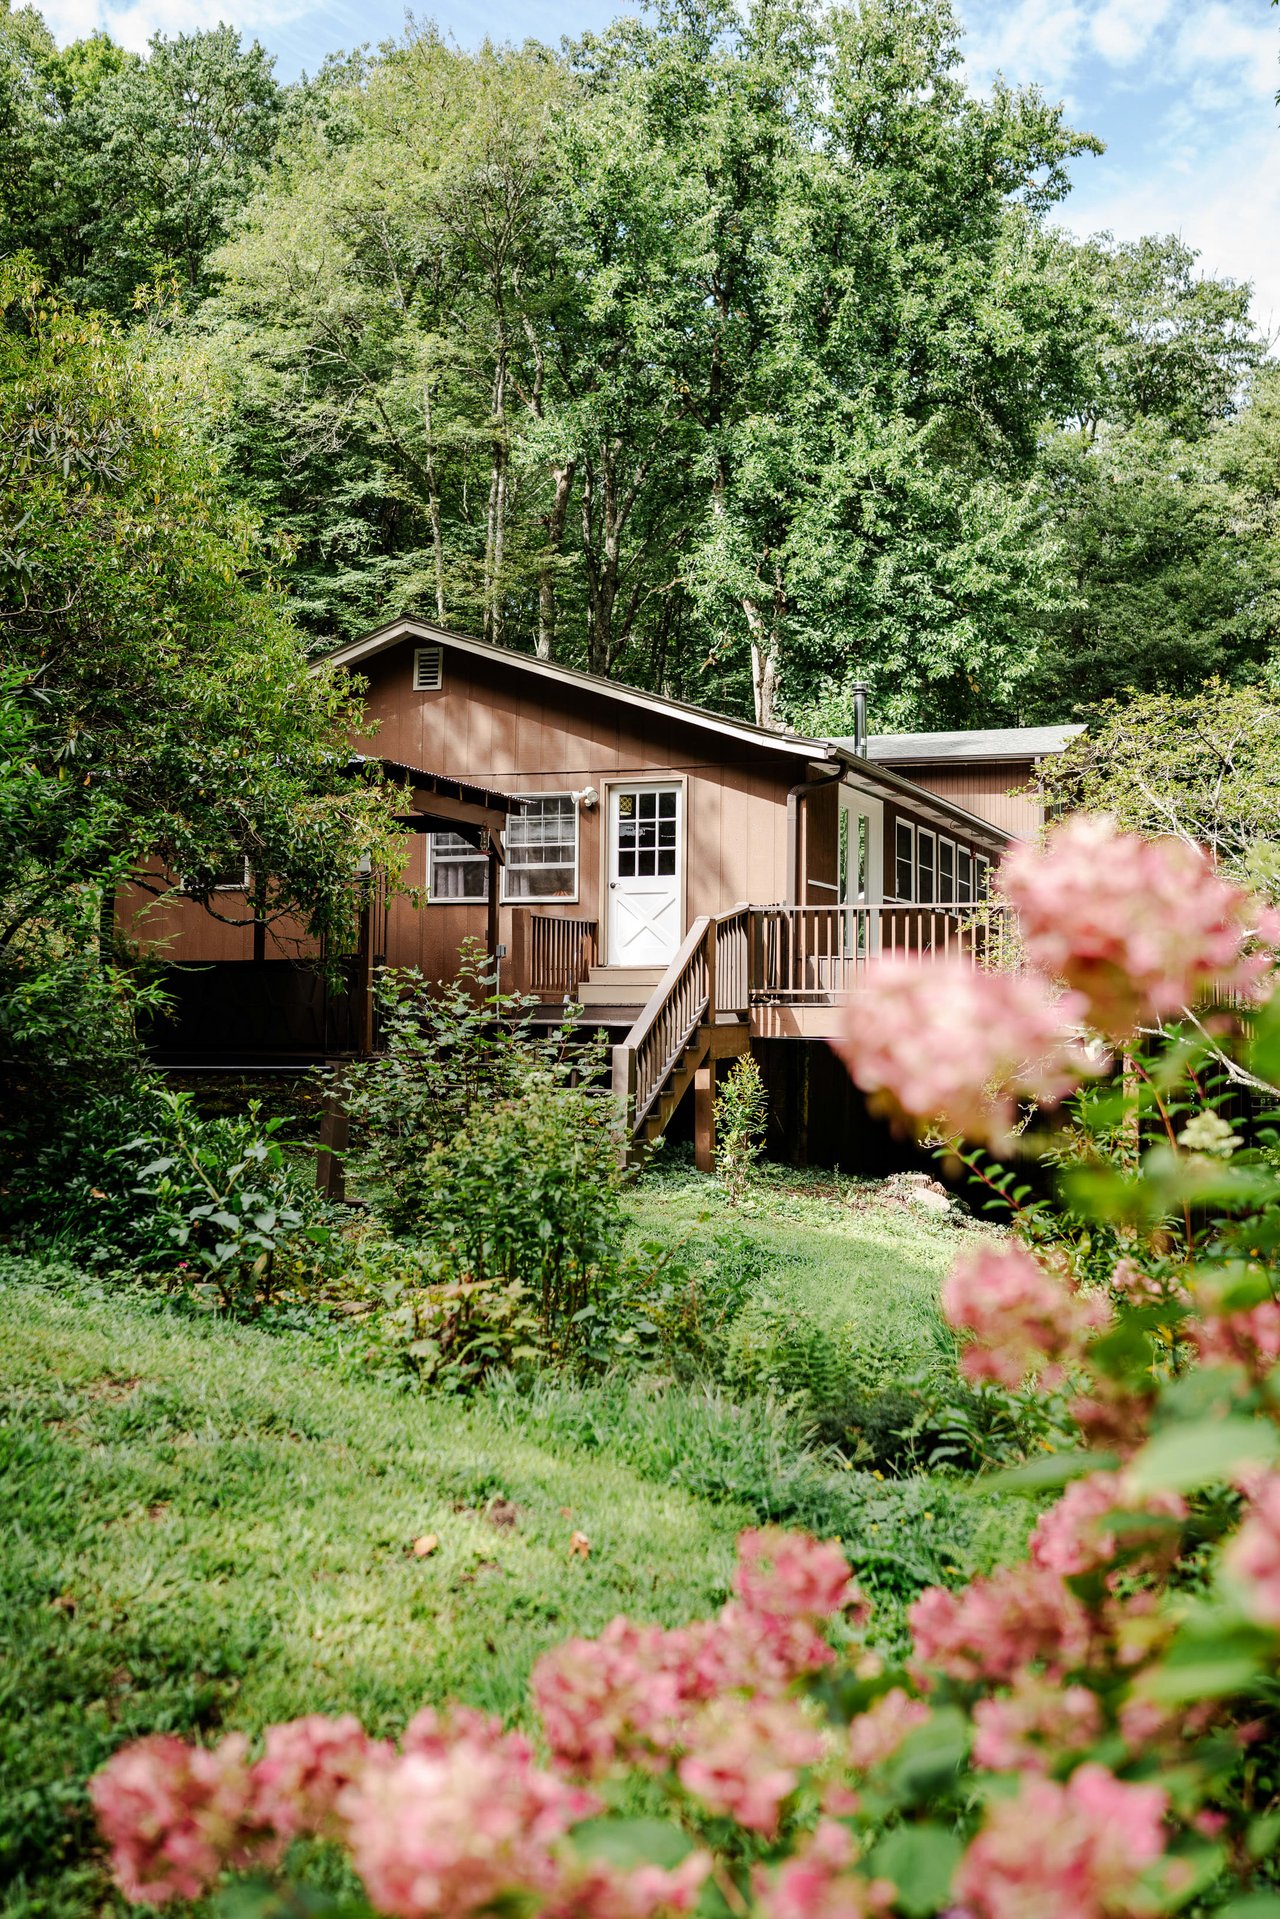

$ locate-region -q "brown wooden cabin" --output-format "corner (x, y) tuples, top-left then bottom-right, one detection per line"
(123, 619), (1074, 1169)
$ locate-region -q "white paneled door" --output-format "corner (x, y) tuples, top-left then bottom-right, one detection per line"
(607, 784), (682, 966)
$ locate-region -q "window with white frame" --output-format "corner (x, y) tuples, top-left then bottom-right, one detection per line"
(894, 820), (914, 900)
(938, 837), (956, 901)
(429, 831), (489, 900)
(957, 847), (973, 905)
(975, 854), (990, 900)
(916, 827), (936, 905)
(503, 795), (578, 901)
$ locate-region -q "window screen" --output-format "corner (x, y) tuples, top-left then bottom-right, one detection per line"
(975, 855), (990, 901)
(938, 838), (955, 900)
(957, 848), (973, 905)
(429, 831), (488, 899)
(504, 796), (578, 900)
(894, 821), (914, 900)
(916, 828), (936, 905)
(615, 788), (678, 879)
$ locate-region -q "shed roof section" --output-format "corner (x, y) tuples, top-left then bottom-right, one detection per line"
(862, 725), (1085, 765)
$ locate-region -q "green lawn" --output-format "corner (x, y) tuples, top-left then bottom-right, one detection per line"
(0, 1266), (748, 1918)
(622, 1161), (964, 1380)
(0, 1176), (1024, 1919)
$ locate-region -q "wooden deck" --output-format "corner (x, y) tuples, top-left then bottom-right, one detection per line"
(604, 902), (1013, 1160)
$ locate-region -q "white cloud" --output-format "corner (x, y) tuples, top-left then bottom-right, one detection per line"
(1089, 0), (1173, 67)
(1060, 119), (1280, 342)
(41, 0), (325, 55)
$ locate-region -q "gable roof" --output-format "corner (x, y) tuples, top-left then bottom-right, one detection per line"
(321, 617), (1015, 849)
(323, 616), (834, 763)
(863, 725), (1085, 765)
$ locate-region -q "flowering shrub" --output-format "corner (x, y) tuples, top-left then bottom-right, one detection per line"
(90, 816), (1280, 1919)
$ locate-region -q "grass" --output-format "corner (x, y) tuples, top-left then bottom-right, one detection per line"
(622, 1158), (968, 1383)
(0, 1264), (748, 1918)
(0, 1169), (1029, 1919)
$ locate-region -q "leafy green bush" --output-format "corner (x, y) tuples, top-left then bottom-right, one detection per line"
(340, 948), (631, 1369)
(116, 1089), (337, 1315)
(340, 945), (610, 1232)
(716, 1054), (767, 1202)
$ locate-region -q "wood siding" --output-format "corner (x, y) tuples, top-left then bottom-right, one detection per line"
(884, 761), (1043, 839)
(129, 637), (810, 973)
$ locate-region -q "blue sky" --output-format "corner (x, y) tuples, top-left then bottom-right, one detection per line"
(42, 0), (1280, 336)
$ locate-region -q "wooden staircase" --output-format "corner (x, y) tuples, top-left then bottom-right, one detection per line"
(610, 907), (752, 1165)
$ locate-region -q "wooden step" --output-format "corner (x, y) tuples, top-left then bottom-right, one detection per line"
(584, 965), (663, 990)
(575, 980), (649, 1010)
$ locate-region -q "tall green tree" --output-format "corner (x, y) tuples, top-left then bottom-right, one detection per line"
(0, 261), (401, 962)
(0, 7), (282, 312)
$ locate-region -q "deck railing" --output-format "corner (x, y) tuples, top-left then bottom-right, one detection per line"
(749, 901), (1017, 1001)
(529, 914), (598, 997)
(619, 917), (714, 1130)
(714, 903), (751, 1017)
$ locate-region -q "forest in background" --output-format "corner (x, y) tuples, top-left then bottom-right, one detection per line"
(2, 0), (1278, 731)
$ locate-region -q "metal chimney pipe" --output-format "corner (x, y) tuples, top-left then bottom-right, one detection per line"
(852, 682), (868, 758)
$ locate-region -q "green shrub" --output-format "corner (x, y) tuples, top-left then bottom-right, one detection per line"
(716, 1054), (768, 1202)
(340, 944), (611, 1233)
(115, 1088), (337, 1315)
(339, 947), (631, 1370)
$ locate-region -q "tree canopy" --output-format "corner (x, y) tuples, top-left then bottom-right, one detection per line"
(1, 0), (1277, 735)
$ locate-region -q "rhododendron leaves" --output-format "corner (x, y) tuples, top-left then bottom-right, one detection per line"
(865, 1824), (962, 1919)
(1128, 1418), (1280, 1496)
(570, 1818), (698, 1872)
(991, 1450), (1118, 1493)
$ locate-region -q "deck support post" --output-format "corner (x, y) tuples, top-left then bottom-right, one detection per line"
(316, 1069), (349, 1201)
(694, 1062), (715, 1174)
(485, 838), (501, 976)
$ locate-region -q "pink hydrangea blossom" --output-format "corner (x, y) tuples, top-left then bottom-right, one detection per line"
(252, 1714), (381, 1841)
(834, 958), (1092, 1145)
(1030, 1474), (1185, 1584)
(534, 1531), (852, 1778)
(972, 1677), (1102, 1772)
(756, 1821), (895, 1919)
(341, 1740), (596, 1919)
(954, 1763), (1168, 1919)
(909, 1562), (1093, 1688)
(999, 817), (1277, 1039)
(1193, 1301), (1280, 1380)
(734, 1528), (866, 1625)
(1224, 1473), (1280, 1627)
(941, 1242), (1109, 1390)
(547, 1855), (711, 1919)
(89, 1733), (264, 1906)
(676, 1696), (827, 1834)
(845, 1689), (930, 1771)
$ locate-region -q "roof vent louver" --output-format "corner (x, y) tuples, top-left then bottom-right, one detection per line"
(413, 645), (443, 692)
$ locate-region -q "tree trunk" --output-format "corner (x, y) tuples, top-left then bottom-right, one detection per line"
(484, 355), (508, 645)
(537, 459), (576, 660)
(422, 381), (447, 623)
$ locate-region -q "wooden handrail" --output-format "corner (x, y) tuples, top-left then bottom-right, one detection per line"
(614, 915), (713, 1132)
(748, 901), (1016, 1000)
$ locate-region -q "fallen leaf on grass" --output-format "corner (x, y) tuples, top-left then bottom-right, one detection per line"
(569, 1531), (591, 1560)
(410, 1534), (439, 1558)
(484, 1497), (521, 1531)
(50, 1592), (76, 1615)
